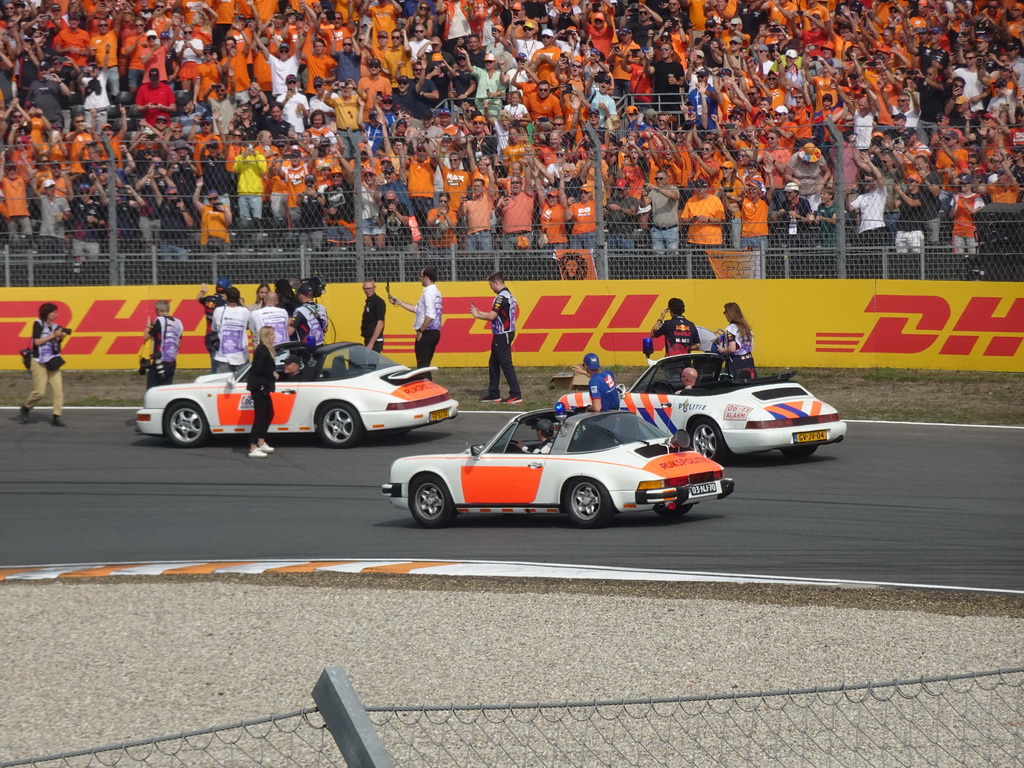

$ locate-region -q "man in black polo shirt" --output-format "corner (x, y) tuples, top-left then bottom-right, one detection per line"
(361, 279), (387, 352)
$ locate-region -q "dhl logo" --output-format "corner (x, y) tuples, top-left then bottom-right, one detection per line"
(816, 295), (1024, 358)
(437, 294), (660, 355)
(0, 298), (207, 357)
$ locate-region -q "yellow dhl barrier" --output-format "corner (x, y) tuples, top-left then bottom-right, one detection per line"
(1, 280), (1022, 373)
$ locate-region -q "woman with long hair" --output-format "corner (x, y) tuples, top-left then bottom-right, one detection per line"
(248, 282), (270, 312)
(719, 302), (756, 379)
(247, 325), (278, 458)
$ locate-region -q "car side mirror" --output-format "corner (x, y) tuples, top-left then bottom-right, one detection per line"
(470, 444), (484, 457)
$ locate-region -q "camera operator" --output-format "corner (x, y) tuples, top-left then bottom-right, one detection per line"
(143, 300), (184, 388)
(20, 302), (70, 427)
(289, 282), (328, 346)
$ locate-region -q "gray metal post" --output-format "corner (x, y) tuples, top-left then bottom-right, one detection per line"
(354, 169), (365, 283)
(102, 137), (118, 285)
(583, 123), (608, 279)
(150, 244), (158, 285)
(311, 666), (394, 768)
(3, 244), (9, 287)
(299, 243), (309, 281)
(826, 118), (847, 279)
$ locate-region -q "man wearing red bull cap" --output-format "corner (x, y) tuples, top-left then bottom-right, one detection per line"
(572, 352), (619, 412)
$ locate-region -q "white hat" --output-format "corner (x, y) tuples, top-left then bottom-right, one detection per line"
(989, 173), (1000, 184)
(43, 179), (57, 188)
(785, 49), (798, 58)
(785, 181), (800, 191)
(730, 17), (742, 24)
(774, 105), (789, 113)
(541, 27), (554, 37)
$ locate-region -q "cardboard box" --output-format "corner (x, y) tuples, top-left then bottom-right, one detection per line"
(550, 372), (591, 391)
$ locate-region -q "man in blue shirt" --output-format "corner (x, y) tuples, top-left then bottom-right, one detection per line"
(573, 352), (619, 412)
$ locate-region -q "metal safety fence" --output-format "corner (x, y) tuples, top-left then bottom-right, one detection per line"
(4, 667), (1022, 768)
(2, 115), (1023, 287)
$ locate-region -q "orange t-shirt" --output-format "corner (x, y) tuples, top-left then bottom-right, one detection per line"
(568, 198), (596, 233)
(681, 193), (725, 245)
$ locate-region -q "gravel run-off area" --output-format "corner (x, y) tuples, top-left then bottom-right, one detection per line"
(1, 574), (1022, 760)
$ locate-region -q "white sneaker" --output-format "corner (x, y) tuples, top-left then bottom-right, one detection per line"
(248, 449), (268, 458)
(257, 443), (275, 453)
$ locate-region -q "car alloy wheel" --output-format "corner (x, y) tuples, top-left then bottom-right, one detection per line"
(688, 418), (733, 462)
(165, 402), (209, 448)
(316, 402), (365, 448)
(563, 478), (614, 528)
(409, 474), (456, 528)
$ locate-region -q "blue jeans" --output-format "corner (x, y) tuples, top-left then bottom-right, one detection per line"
(570, 232), (595, 251)
(651, 227), (679, 252)
(740, 236), (766, 253)
(606, 235), (634, 251)
(238, 195), (262, 221)
(467, 231), (493, 252)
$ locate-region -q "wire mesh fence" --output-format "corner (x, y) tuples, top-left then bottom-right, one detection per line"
(3, 668), (1022, 768)
(367, 668), (1024, 768)
(0, 709), (344, 768)
(3, 113), (1023, 287)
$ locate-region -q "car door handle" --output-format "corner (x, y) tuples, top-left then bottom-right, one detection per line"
(528, 462), (542, 469)
(279, 389), (296, 395)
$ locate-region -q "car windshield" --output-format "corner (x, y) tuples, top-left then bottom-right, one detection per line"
(318, 345), (399, 380)
(566, 412), (665, 453)
(634, 355), (724, 393)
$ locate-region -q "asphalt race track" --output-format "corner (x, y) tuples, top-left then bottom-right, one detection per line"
(3, 409), (1022, 591)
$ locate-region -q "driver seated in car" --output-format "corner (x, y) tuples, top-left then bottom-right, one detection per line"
(677, 367), (698, 391)
(513, 418), (556, 454)
(279, 355), (304, 380)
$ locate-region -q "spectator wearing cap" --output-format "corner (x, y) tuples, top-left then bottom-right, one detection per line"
(88, 15), (120, 98)
(68, 181), (107, 260)
(950, 174), (985, 259)
(253, 30), (305, 98)
(567, 183), (598, 250)
(26, 60), (70, 127)
(53, 13), (91, 67)
(141, 29), (174, 83)
(687, 67), (719, 130)
(37, 178), (71, 253)
(277, 74), (310, 136)
(571, 352), (618, 412)
(356, 58), (393, 122)
(195, 45), (223, 104)
(643, 168), (681, 254)
(680, 177), (726, 261)
(786, 142), (830, 212)
(770, 180), (813, 254)
(739, 181), (770, 265)
(192, 177), (233, 252)
(153, 179), (196, 261)
(506, 18), (542, 60)
(471, 52), (507, 120)
(892, 173), (929, 259)
(80, 63), (111, 122)
(135, 67), (175, 126)
(846, 149), (891, 268)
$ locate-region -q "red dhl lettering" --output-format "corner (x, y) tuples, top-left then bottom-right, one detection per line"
(819, 295), (1024, 358)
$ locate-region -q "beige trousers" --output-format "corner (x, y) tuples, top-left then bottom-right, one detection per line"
(25, 359), (64, 416)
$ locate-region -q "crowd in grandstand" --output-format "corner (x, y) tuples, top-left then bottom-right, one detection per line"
(2, 0), (1024, 261)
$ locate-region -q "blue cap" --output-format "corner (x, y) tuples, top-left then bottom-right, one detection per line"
(206, 189), (219, 197)
(216, 277), (231, 290)
(583, 352), (601, 370)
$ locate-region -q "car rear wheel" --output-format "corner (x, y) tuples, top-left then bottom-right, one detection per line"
(780, 445), (818, 459)
(164, 402), (210, 448)
(316, 402), (365, 448)
(688, 418), (733, 462)
(655, 503), (694, 518)
(563, 478), (615, 529)
(409, 474), (456, 528)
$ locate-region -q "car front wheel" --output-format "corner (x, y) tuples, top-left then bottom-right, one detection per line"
(688, 418), (733, 462)
(316, 402), (365, 448)
(563, 478), (615, 529)
(409, 474), (456, 528)
(164, 402), (210, 448)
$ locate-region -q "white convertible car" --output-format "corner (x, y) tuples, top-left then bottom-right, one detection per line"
(558, 352), (847, 462)
(382, 408), (735, 528)
(136, 342), (459, 448)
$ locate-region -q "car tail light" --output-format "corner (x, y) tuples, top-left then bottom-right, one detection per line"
(687, 470), (723, 484)
(386, 393), (449, 411)
(636, 480), (662, 491)
(137, 413), (151, 422)
(746, 413), (840, 429)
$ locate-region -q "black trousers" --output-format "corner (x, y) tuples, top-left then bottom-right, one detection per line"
(146, 360), (176, 389)
(415, 329), (441, 379)
(363, 336), (384, 353)
(486, 331), (520, 399)
(249, 388), (274, 443)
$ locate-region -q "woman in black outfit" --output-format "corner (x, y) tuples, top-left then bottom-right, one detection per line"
(248, 326), (278, 458)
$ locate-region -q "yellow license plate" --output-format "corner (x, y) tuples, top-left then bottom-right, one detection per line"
(793, 430), (828, 444)
(429, 408), (449, 422)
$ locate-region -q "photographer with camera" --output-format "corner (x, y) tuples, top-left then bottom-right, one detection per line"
(20, 303), (70, 427)
(290, 282), (328, 347)
(142, 300), (183, 388)
(192, 178), (233, 252)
